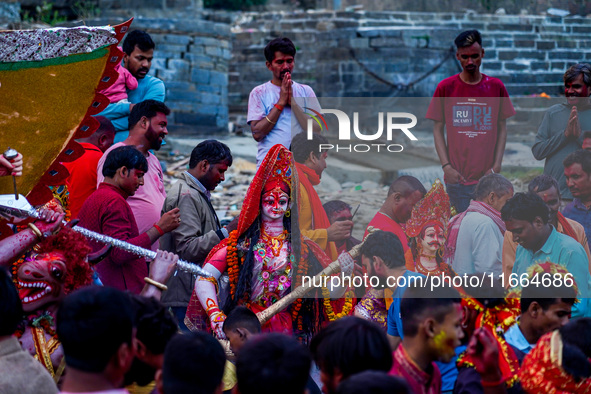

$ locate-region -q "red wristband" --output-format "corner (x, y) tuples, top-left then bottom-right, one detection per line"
(153, 224), (164, 236)
(274, 103), (284, 112)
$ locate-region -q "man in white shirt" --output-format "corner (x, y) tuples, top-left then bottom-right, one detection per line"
(247, 37), (321, 165)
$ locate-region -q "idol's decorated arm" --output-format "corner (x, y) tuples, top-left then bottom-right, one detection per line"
(0, 209), (64, 267)
(195, 246), (228, 338)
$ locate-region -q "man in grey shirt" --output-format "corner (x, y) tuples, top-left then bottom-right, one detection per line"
(160, 140), (234, 331)
(446, 174), (514, 276)
(532, 63), (591, 200)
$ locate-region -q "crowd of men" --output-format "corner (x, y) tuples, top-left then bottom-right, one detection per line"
(1, 26), (591, 394)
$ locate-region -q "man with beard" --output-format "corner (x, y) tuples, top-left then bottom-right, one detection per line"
(160, 140), (234, 330)
(97, 100), (174, 250)
(503, 174), (591, 282)
(247, 37), (321, 166)
(357, 230), (425, 349)
(532, 63), (591, 201)
(427, 29), (515, 213)
(501, 192), (591, 318)
(98, 30), (165, 143)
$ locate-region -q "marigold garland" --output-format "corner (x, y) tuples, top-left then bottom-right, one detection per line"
(321, 274), (354, 321)
(226, 230), (240, 298)
(291, 242), (309, 323)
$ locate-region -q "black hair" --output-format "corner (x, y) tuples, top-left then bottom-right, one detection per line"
(310, 317), (393, 380)
(223, 306), (261, 334)
(128, 99), (171, 130)
(102, 145), (148, 178)
(564, 149), (591, 175)
(564, 63), (591, 88)
(161, 332), (226, 394)
(264, 37), (296, 63)
(0, 267), (22, 336)
(528, 174), (560, 195)
(400, 281), (461, 337)
(500, 192), (550, 224)
(359, 230), (406, 269)
(521, 282), (576, 314)
(236, 333), (311, 394)
(583, 130), (591, 140)
(454, 30), (482, 48)
(336, 371), (410, 394)
(57, 286), (133, 373)
(94, 115), (116, 137)
(290, 132), (329, 163)
(129, 295), (178, 354)
(323, 200), (352, 220)
(387, 175), (427, 197)
(189, 140), (233, 169)
(473, 174), (514, 201)
(124, 296), (178, 387)
(122, 30), (155, 56)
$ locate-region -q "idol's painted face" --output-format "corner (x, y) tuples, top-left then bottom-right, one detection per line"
(17, 251), (67, 313)
(261, 189), (289, 222)
(420, 225), (445, 255)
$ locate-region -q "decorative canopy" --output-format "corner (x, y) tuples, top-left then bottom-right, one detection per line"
(0, 19), (132, 206)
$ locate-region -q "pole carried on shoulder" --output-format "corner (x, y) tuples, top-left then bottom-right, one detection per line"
(256, 227), (378, 324)
(0, 198), (212, 278)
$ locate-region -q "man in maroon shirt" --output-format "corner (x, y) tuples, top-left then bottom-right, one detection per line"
(78, 145), (180, 294)
(63, 116), (115, 218)
(426, 30), (515, 213)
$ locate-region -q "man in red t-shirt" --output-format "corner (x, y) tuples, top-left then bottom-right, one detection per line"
(426, 30), (515, 213)
(364, 175), (426, 253)
(63, 116), (115, 218)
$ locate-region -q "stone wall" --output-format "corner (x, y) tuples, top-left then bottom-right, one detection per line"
(89, 14), (230, 133)
(231, 11), (591, 103)
(228, 10), (591, 133)
(83, 10), (591, 133)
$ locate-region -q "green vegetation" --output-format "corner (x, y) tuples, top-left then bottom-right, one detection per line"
(22, 2), (67, 26)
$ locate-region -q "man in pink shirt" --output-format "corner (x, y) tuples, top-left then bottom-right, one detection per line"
(97, 100), (170, 250)
(426, 30), (515, 213)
